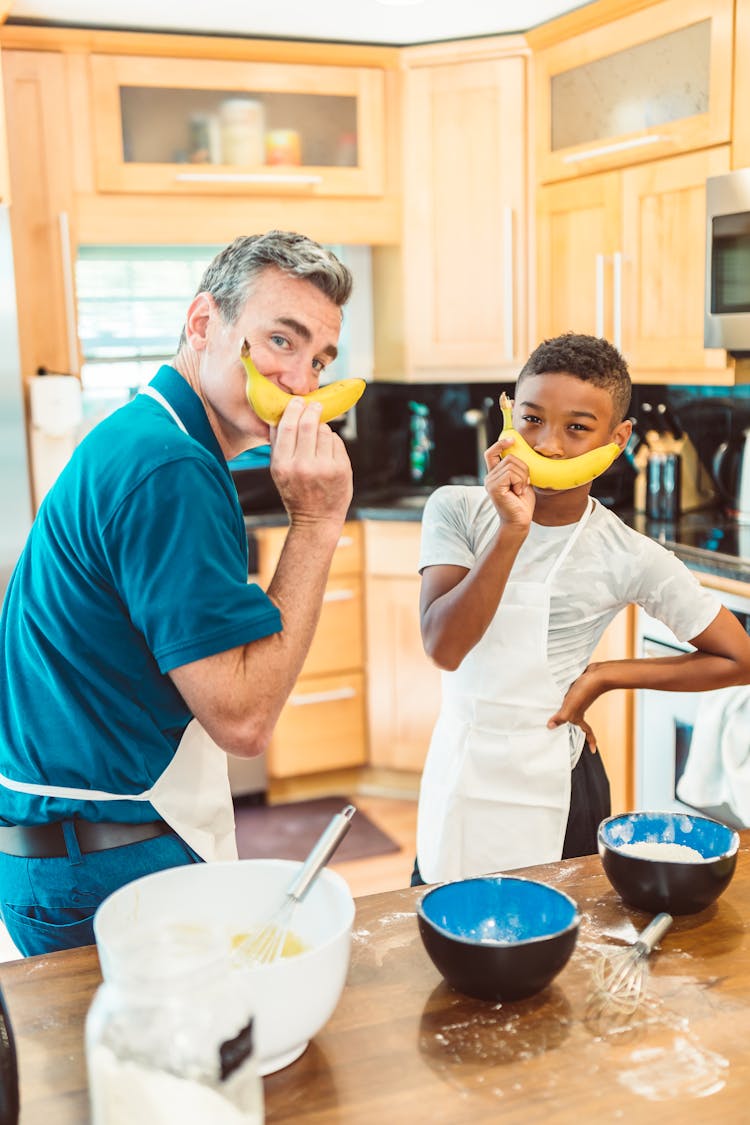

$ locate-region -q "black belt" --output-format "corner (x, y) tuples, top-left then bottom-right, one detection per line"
(0, 819), (173, 858)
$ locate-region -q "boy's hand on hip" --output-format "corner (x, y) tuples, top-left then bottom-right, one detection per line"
(270, 398), (353, 524)
(547, 664), (602, 751)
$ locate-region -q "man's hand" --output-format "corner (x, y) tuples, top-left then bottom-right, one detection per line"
(270, 398), (353, 526)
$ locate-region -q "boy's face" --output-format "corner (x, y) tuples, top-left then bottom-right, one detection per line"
(513, 372), (632, 466)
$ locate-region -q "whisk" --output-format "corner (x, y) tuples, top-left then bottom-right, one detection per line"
(236, 804), (356, 966)
(589, 912), (673, 1016)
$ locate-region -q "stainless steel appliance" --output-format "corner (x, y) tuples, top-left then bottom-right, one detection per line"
(713, 426), (750, 522)
(705, 167), (750, 354)
(0, 204), (33, 601)
(635, 590), (750, 830)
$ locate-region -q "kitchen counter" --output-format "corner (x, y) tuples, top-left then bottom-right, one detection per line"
(4, 836), (750, 1123)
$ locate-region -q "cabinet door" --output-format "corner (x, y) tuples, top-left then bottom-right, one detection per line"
(534, 0), (733, 183)
(267, 672), (367, 778)
(536, 172), (621, 344)
(89, 54), (385, 197)
(620, 147), (733, 379)
(0, 51), (9, 203)
(735, 0), (750, 169)
(400, 54), (527, 373)
(364, 521), (442, 773)
(585, 607), (635, 816)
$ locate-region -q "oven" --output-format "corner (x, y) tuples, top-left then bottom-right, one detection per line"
(635, 588), (750, 830)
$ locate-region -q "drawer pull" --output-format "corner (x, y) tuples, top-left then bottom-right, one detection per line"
(289, 687), (357, 706)
(175, 171), (322, 186)
(562, 134), (668, 164)
(336, 535), (354, 549)
(323, 589), (355, 603)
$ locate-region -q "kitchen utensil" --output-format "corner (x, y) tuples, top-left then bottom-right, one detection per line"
(236, 804), (356, 965)
(0, 984), (19, 1125)
(713, 427), (750, 522)
(590, 912), (673, 1016)
(598, 811), (740, 915)
(417, 875), (580, 1002)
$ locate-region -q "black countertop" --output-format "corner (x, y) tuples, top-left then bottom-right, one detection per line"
(243, 488), (750, 585)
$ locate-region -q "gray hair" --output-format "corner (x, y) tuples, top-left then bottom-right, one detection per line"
(177, 231), (353, 348)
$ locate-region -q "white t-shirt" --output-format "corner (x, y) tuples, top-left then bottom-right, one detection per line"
(419, 486), (721, 695)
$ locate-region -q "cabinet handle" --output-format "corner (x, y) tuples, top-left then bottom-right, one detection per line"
(174, 171), (323, 186)
(561, 134), (669, 164)
(595, 253), (605, 338)
(336, 535), (353, 549)
(613, 251), (623, 352)
(502, 206), (515, 361)
(58, 212), (79, 376)
(289, 687), (357, 706)
(323, 589), (355, 603)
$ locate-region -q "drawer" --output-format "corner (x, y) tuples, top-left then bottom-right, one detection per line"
(255, 520), (362, 582)
(302, 576), (364, 677)
(363, 520), (422, 577)
(267, 672), (368, 778)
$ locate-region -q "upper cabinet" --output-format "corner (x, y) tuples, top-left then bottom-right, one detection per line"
(734, 0), (750, 169)
(532, 0), (733, 183)
(537, 146), (735, 383)
(89, 53), (386, 198)
(373, 39), (529, 382)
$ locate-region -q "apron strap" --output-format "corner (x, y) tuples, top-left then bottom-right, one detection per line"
(139, 385), (188, 434)
(0, 769), (152, 801)
(545, 498), (595, 586)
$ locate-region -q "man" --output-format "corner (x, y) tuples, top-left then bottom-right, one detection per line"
(0, 231), (355, 955)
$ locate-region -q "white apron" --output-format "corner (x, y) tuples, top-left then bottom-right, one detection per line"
(416, 501), (594, 884)
(0, 384), (239, 863)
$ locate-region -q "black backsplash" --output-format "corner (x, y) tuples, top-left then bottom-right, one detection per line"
(345, 380), (750, 510)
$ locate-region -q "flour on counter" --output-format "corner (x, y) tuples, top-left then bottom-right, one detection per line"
(88, 1045), (262, 1125)
(614, 842), (706, 862)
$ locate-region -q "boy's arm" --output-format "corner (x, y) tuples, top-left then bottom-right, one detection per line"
(548, 606), (750, 742)
(420, 522), (528, 670)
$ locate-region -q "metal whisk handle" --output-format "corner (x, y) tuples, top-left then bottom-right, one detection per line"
(286, 804), (356, 903)
(634, 912), (673, 956)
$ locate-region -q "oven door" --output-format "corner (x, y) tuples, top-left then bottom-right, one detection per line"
(636, 632), (745, 829)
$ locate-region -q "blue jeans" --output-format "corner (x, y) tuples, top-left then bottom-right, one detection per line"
(0, 823), (202, 957)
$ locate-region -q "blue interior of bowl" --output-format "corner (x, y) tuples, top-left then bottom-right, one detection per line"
(600, 811), (738, 860)
(418, 876), (578, 945)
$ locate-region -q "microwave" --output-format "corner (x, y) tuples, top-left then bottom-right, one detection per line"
(705, 168), (750, 355)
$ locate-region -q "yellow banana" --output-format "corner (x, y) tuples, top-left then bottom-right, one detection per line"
(241, 341), (366, 425)
(498, 392), (621, 490)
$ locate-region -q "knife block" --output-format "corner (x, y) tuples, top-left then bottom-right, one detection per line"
(679, 435), (716, 513)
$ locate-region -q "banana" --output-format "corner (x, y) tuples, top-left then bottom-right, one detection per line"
(497, 392), (621, 490)
(241, 340), (366, 425)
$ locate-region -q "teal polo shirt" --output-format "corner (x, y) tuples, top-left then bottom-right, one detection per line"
(0, 366), (282, 826)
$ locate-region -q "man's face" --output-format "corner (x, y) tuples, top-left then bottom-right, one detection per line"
(202, 265), (343, 445)
(512, 372), (630, 479)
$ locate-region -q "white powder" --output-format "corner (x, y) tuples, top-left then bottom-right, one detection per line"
(614, 841), (706, 863)
(88, 1044), (263, 1125)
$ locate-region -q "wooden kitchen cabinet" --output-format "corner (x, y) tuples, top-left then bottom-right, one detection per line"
(734, 0), (750, 169)
(364, 520), (441, 772)
(0, 50), (10, 203)
(586, 606), (635, 816)
(531, 0), (733, 184)
(89, 52), (386, 199)
(372, 38), (529, 382)
(252, 522), (367, 779)
(537, 146), (736, 384)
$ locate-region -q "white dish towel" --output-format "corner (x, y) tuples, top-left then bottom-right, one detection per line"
(676, 686), (750, 826)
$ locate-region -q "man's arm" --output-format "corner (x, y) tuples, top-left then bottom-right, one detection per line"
(169, 397), (352, 758)
(549, 606), (750, 743)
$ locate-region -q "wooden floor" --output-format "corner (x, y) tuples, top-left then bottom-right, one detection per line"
(326, 794), (419, 899)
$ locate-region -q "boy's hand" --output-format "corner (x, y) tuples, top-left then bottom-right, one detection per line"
(547, 664), (602, 751)
(483, 437), (535, 529)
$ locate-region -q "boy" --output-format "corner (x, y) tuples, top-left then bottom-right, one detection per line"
(413, 333), (750, 885)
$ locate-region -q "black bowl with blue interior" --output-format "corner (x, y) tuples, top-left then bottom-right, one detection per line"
(598, 810), (740, 916)
(416, 875), (580, 1002)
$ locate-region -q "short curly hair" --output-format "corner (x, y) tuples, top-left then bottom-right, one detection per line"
(516, 334), (631, 425)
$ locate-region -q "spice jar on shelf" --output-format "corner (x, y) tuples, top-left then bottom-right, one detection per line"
(265, 129), (302, 166)
(86, 925), (264, 1125)
(219, 98), (265, 166)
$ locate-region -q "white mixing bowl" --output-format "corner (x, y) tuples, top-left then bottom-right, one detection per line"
(93, 858), (355, 1075)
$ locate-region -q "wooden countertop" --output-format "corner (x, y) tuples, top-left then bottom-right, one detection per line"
(3, 838), (750, 1123)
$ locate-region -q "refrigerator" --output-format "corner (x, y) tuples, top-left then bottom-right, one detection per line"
(0, 204), (32, 601)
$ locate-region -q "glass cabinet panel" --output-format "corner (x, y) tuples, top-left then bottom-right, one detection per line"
(550, 21), (710, 152)
(90, 55), (385, 197)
